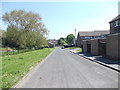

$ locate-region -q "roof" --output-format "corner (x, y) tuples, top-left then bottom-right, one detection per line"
(109, 14), (120, 23)
(78, 30), (110, 37)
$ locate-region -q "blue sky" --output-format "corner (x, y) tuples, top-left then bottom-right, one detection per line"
(1, 1), (119, 39)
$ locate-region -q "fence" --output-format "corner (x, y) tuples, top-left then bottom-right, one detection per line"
(1, 47), (46, 56)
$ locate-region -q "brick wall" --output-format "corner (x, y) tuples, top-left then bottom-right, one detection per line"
(99, 39), (106, 57)
(76, 36), (82, 47)
(91, 39), (99, 55)
(90, 39), (106, 56)
(106, 33), (120, 60)
(82, 40), (88, 53)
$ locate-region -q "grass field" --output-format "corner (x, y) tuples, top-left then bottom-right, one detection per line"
(0, 48), (55, 88)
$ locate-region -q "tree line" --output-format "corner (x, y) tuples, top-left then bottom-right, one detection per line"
(1, 10), (48, 49)
(57, 34), (75, 46)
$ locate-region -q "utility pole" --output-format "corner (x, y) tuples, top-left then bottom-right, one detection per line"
(75, 29), (76, 46)
(48, 30), (50, 50)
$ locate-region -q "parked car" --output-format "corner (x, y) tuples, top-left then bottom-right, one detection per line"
(61, 46), (65, 49)
(64, 44), (75, 48)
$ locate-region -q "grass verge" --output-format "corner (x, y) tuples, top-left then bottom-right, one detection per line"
(66, 47), (82, 52)
(77, 48), (82, 52)
(0, 48), (55, 88)
(0, 48), (7, 51)
(66, 47), (79, 49)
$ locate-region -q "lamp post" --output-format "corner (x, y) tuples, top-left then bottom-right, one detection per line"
(48, 30), (50, 50)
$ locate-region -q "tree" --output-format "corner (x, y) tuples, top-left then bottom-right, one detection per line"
(5, 25), (20, 47)
(17, 30), (27, 48)
(0, 29), (6, 47)
(2, 10), (48, 36)
(57, 37), (67, 45)
(2, 10), (48, 48)
(66, 34), (75, 44)
(33, 31), (47, 48)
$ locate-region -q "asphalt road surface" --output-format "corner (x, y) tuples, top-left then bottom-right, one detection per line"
(16, 47), (118, 88)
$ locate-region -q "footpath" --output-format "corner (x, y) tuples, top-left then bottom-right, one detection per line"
(70, 48), (120, 72)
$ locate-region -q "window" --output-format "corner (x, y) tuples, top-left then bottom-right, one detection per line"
(114, 20), (120, 27)
(84, 36), (91, 40)
(118, 20), (120, 26)
(114, 21), (118, 27)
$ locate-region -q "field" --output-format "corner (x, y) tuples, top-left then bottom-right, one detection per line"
(0, 48), (55, 88)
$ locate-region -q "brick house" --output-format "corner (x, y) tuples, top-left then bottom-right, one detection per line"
(106, 14), (120, 60)
(82, 14), (120, 60)
(109, 15), (120, 34)
(106, 33), (120, 60)
(48, 39), (58, 48)
(76, 30), (109, 47)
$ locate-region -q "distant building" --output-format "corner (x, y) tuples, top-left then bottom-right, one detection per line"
(109, 14), (120, 34)
(76, 30), (110, 47)
(48, 39), (58, 48)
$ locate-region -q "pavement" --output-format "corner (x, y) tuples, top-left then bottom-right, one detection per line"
(14, 47), (118, 88)
(70, 48), (120, 72)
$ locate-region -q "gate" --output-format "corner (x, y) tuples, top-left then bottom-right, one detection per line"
(100, 42), (106, 57)
(87, 44), (91, 54)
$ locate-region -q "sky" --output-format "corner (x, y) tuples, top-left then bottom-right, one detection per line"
(1, 0), (119, 39)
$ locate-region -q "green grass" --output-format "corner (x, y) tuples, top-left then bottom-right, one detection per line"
(67, 47), (79, 49)
(0, 48), (55, 88)
(77, 48), (82, 52)
(1, 49), (35, 56)
(0, 48), (8, 51)
(66, 47), (82, 52)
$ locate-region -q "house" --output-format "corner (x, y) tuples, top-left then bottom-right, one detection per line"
(106, 33), (120, 60)
(109, 14), (120, 34)
(48, 39), (58, 48)
(106, 14), (120, 60)
(82, 15), (120, 60)
(76, 30), (109, 47)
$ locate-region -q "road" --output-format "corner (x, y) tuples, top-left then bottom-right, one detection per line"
(16, 47), (118, 88)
